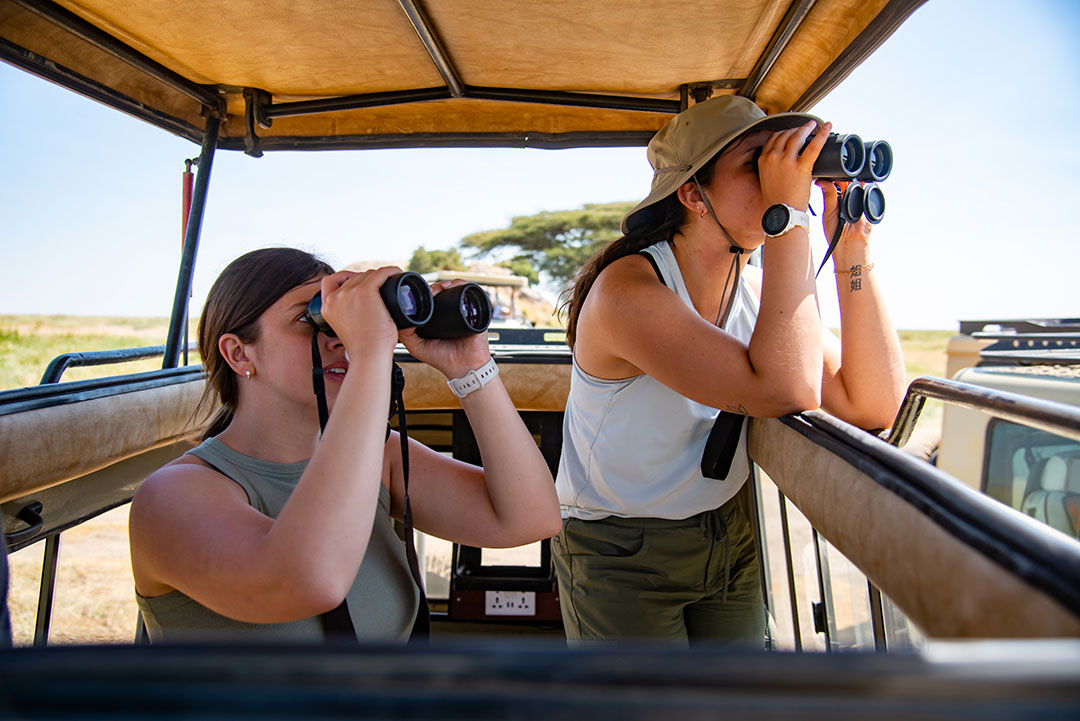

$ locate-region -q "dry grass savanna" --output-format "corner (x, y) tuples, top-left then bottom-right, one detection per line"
(2, 315), (954, 646)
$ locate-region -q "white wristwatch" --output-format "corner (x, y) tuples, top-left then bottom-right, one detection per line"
(447, 357), (499, 398)
(761, 203), (810, 237)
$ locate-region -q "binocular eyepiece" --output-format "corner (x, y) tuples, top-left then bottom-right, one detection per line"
(305, 271), (492, 340)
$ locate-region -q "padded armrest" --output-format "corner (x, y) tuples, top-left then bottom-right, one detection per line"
(0, 379), (212, 504)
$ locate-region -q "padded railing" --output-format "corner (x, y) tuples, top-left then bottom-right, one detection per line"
(748, 393), (1080, 639)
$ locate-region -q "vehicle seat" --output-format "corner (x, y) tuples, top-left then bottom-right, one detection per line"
(1020, 452), (1080, 538)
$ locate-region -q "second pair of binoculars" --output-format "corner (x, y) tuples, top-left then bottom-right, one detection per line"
(305, 271), (492, 339)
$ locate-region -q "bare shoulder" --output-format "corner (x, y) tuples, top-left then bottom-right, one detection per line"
(576, 253), (673, 375)
(587, 252), (670, 316)
(132, 453), (248, 521)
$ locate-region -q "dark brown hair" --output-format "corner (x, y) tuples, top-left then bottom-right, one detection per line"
(196, 247), (334, 439)
(558, 157), (722, 349)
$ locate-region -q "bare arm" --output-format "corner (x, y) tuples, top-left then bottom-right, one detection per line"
(385, 373), (560, 548)
(130, 268), (403, 623)
(393, 286), (560, 548)
(581, 249), (821, 418)
(817, 184), (906, 429)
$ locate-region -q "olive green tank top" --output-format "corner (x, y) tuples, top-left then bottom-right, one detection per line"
(136, 436), (418, 643)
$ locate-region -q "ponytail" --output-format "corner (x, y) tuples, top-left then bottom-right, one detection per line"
(558, 194), (685, 349)
(558, 151), (727, 349)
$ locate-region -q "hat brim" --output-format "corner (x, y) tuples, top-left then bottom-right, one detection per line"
(622, 111), (822, 234)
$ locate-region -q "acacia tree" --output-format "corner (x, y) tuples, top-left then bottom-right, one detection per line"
(407, 246), (465, 274)
(459, 201), (634, 288)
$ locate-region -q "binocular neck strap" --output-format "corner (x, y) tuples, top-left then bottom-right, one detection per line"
(390, 364), (431, 640)
(816, 183), (847, 278)
(692, 176), (745, 329)
(308, 330), (430, 641)
(310, 329), (331, 432)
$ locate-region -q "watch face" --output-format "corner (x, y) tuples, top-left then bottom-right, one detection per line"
(762, 204), (790, 235)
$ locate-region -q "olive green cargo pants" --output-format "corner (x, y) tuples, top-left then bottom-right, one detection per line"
(552, 496), (765, 646)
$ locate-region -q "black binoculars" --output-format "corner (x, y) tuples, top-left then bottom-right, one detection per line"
(305, 271), (492, 339)
(811, 133), (891, 225)
(754, 132), (892, 225)
(809, 133), (892, 183)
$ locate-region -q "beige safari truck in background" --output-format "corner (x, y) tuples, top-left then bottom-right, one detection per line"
(2, 0), (1079, 717)
(932, 319), (1080, 539)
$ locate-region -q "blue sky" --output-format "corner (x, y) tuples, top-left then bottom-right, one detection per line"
(1, 0), (1078, 330)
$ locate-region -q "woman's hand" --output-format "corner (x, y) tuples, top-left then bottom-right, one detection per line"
(815, 179), (873, 262)
(318, 267), (401, 359)
(399, 280), (492, 379)
(757, 120), (832, 212)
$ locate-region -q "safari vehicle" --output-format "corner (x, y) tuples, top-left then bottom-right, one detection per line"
(931, 319), (1080, 538)
(2, 0), (1079, 717)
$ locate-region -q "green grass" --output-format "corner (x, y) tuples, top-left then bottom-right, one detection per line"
(2, 315), (955, 395)
(896, 329), (955, 381)
(0, 315), (200, 391)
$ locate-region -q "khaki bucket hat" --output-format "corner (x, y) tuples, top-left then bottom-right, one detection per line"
(622, 95), (822, 233)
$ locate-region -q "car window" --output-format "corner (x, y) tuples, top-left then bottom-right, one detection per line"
(984, 419), (1080, 539)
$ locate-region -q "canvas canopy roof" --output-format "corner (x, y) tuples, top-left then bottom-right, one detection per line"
(1, 0), (924, 152)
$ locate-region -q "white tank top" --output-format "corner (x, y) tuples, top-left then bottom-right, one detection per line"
(556, 240), (760, 520)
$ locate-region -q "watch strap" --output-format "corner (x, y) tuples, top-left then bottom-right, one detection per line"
(764, 203), (810, 237)
(447, 357), (499, 398)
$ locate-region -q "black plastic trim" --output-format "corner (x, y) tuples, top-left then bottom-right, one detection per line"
(0, 642), (1078, 718)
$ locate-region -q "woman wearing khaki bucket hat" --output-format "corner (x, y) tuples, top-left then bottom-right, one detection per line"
(552, 95), (905, 644)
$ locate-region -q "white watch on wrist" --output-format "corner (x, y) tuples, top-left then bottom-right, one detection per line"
(447, 357), (499, 398)
(761, 203), (810, 237)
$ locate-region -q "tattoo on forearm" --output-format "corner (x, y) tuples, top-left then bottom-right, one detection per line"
(725, 404), (749, 415)
(848, 264), (864, 292)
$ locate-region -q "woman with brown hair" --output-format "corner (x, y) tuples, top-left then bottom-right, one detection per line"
(553, 95), (905, 644)
(129, 247), (560, 643)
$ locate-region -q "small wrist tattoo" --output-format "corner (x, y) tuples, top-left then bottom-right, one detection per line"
(848, 264), (864, 292)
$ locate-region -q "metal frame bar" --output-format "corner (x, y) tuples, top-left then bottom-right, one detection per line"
(396, 0), (465, 97)
(748, 466), (774, 644)
(39, 345), (183, 384)
(777, 492), (802, 652)
(811, 529), (833, 652)
(868, 581), (888, 651)
(0, 38), (204, 144)
(260, 84), (680, 122)
(11, 0), (222, 111)
(739, 0), (818, 99)
(164, 116), (219, 368)
(217, 130), (657, 152)
(792, 0), (928, 111)
(32, 534), (60, 647)
(888, 376), (1080, 448)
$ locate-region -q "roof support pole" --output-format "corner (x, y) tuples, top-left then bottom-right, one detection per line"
(164, 115), (220, 368)
(396, 0), (465, 97)
(739, 0), (817, 101)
